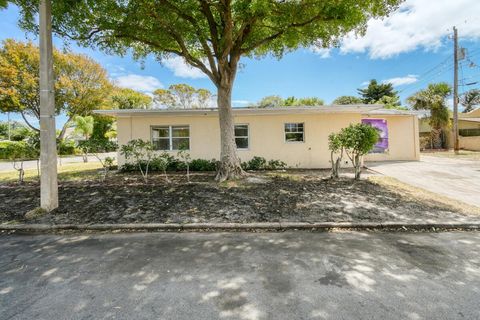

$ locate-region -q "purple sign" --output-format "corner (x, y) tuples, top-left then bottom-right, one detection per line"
(362, 118), (388, 153)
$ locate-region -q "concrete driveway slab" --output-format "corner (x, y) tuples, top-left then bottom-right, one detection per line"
(367, 155), (480, 207)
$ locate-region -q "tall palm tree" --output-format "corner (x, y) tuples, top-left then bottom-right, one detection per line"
(408, 83), (451, 149)
(460, 89), (480, 113)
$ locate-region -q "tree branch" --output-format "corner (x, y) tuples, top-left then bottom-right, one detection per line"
(20, 111), (40, 132)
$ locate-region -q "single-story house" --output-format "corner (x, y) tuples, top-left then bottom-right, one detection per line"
(95, 105), (420, 168)
(419, 108), (480, 151)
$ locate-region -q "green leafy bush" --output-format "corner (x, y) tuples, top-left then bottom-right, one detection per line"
(243, 156), (267, 170)
(241, 156), (286, 170)
(328, 123), (380, 180)
(266, 159), (287, 170)
(189, 159), (217, 171)
(0, 140), (38, 160)
(58, 139), (77, 155)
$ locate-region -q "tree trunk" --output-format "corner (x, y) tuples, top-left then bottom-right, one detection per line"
(354, 154), (361, 180)
(215, 84), (245, 181)
(431, 128), (443, 149)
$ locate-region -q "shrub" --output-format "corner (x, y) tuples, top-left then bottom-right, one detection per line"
(58, 139), (77, 155)
(242, 156), (286, 171)
(0, 140), (39, 183)
(244, 156), (267, 170)
(189, 159), (217, 171)
(0, 141), (38, 160)
(334, 123), (380, 180)
(266, 159), (287, 170)
(120, 139), (155, 182)
(328, 132), (343, 179)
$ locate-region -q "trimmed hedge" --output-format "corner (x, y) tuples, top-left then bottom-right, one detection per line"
(120, 155), (286, 173)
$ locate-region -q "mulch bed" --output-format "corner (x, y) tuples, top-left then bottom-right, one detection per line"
(0, 171), (475, 225)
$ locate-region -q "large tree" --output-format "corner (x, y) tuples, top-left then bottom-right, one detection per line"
(358, 79), (398, 104)
(154, 84), (213, 109)
(0, 39), (112, 139)
(332, 95), (363, 105)
(408, 82), (451, 149)
(460, 89), (480, 113)
(109, 87), (152, 109)
(14, 0), (401, 181)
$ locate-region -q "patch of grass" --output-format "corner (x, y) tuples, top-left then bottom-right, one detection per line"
(422, 150), (480, 160)
(368, 175), (480, 215)
(0, 162), (104, 183)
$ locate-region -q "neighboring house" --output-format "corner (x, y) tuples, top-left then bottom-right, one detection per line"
(95, 105), (420, 168)
(419, 108), (480, 151)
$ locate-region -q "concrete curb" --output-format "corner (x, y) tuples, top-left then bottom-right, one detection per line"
(1, 221), (480, 233)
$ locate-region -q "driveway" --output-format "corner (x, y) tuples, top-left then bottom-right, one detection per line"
(367, 155), (480, 207)
(0, 152), (116, 172)
(1, 232), (480, 319)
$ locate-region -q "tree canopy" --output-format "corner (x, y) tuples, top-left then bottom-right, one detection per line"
(332, 95), (363, 105)
(153, 84), (213, 109)
(0, 39), (112, 139)
(408, 82), (451, 149)
(254, 95), (324, 108)
(460, 89), (480, 113)
(358, 79), (398, 104)
(109, 87), (152, 109)
(12, 0), (401, 180)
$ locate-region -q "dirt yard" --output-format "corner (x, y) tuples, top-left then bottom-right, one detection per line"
(1, 170), (478, 225)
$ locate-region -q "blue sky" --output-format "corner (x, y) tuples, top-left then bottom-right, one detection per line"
(1, 0), (480, 129)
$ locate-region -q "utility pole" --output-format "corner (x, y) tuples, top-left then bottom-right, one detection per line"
(453, 26), (459, 153)
(39, 0), (58, 211)
(7, 112), (11, 140)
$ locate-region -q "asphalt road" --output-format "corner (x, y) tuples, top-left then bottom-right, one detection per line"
(1, 231), (479, 320)
(367, 155), (480, 207)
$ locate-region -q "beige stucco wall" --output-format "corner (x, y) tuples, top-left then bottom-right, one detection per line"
(459, 136), (480, 151)
(116, 113), (419, 168)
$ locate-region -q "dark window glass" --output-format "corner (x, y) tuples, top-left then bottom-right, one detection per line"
(234, 124), (249, 149)
(284, 123), (304, 142)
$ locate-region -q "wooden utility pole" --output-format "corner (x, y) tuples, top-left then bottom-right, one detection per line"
(453, 26), (459, 153)
(39, 0), (58, 211)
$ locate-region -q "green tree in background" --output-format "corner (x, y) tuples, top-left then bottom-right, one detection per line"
(254, 95), (324, 108)
(0, 39), (112, 139)
(153, 84), (213, 109)
(408, 82), (451, 149)
(255, 95), (284, 108)
(332, 95), (363, 105)
(460, 89), (480, 113)
(358, 80), (398, 104)
(109, 87), (152, 109)
(13, 0), (401, 181)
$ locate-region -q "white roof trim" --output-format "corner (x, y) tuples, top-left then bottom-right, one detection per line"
(94, 105), (417, 117)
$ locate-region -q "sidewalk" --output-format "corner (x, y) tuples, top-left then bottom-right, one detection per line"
(0, 152), (116, 172)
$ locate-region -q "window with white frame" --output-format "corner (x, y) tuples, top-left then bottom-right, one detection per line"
(284, 123), (304, 142)
(151, 125), (190, 150)
(234, 124), (249, 149)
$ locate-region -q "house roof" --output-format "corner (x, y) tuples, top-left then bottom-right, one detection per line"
(459, 117), (480, 123)
(94, 105), (418, 117)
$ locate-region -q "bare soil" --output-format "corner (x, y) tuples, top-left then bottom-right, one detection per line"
(0, 170), (477, 225)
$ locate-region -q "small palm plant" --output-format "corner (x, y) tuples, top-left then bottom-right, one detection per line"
(73, 115), (94, 162)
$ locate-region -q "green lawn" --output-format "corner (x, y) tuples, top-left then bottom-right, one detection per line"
(0, 162), (104, 183)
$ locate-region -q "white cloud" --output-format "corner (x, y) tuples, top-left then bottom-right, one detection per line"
(382, 74), (418, 86)
(310, 47), (331, 59)
(163, 56), (208, 79)
(340, 0), (480, 59)
(114, 74), (163, 93)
